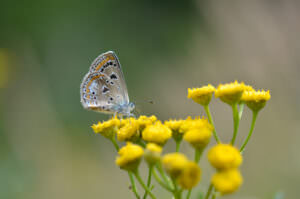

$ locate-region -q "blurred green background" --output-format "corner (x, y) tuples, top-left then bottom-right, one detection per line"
(0, 0), (299, 198)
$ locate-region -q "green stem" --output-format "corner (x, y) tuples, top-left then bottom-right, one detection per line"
(136, 139), (146, 148)
(186, 190), (192, 199)
(156, 163), (174, 190)
(211, 192), (217, 199)
(238, 103), (245, 120)
(153, 169), (173, 192)
(194, 148), (204, 163)
(204, 105), (220, 143)
(204, 184), (213, 199)
(143, 166), (153, 199)
(172, 178), (182, 199)
(240, 111), (258, 152)
(134, 170), (157, 199)
(110, 136), (120, 151)
(176, 141), (181, 152)
(230, 103), (240, 145)
(129, 172), (140, 199)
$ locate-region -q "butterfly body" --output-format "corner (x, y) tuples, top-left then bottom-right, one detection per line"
(80, 51), (135, 117)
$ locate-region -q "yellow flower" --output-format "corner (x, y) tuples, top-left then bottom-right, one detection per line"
(120, 118), (131, 127)
(244, 84), (255, 92)
(241, 90), (271, 112)
(187, 84), (215, 106)
(117, 118), (140, 142)
(91, 117), (120, 139)
(115, 142), (144, 171)
(215, 81), (245, 105)
(177, 161), (201, 189)
(180, 117), (212, 134)
(137, 115), (157, 130)
(183, 126), (212, 150)
(142, 121), (172, 145)
(162, 153), (189, 178)
(144, 143), (162, 165)
(212, 169), (243, 194)
(165, 119), (184, 142)
(208, 144), (242, 170)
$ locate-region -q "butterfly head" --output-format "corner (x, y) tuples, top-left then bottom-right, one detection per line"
(118, 102), (135, 117)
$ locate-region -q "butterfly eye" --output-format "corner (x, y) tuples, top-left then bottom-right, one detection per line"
(92, 92), (95, 95)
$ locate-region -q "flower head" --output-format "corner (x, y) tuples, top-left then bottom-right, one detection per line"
(117, 118), (140, 142)
(115, 142), (144, 171)
(208, 144), (242, 170)
(162, 153), (189, 178)
(142, 121), (172, 145)
(183, 125), (212, 150)
(177, 161), (201, 189)
(212, 169), (243, 194)
(180, 117), (212, 134)
(188, 84), (215, 106)
(165, 119), (184, 142)
(137, 115), (157, 130)
(241, 90), (271, 112)
(144, 143), (162, 165)
(215, 81), (245, 105)
(91, 117), (120, 139)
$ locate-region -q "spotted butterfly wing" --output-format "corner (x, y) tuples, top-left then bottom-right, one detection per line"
(80, 51), (131, 114)
(89, 51), (129, 102)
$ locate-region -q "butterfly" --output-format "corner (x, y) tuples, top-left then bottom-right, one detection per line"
(80, 51), (135, 117)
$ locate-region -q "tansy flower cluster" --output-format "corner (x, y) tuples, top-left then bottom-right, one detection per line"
(90, 81), (270, 199)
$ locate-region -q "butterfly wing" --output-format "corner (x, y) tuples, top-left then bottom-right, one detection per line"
(80, 72), (128, 113)
(89, 51), (129, 103)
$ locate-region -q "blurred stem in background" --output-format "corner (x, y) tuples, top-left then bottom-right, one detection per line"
(204, 105), (220, 143)
(240, 111), (258, 152)
(231, 103), (240, 145)
(134, 169), (157, 199)
(143, 166), (153, 199)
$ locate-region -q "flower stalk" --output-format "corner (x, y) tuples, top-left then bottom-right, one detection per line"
(240, 111), (258, 152)
(204, 105), (220, 143)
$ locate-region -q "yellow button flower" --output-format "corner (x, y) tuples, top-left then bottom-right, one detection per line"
(137, 115), (157, 130)
(91, 117), (120, 139)
(165, 119), (184, 142)
(183, 126), (212, 150)
(178, 161), (201, 189)
(115, 142), (144, 171)
(180, 117), (212, 134)
(188, 84), (215, 106)
(144, 143), (162, 165)
(215, 81), (245, 105)
(162, 153), (189, 178)
(117, 118), (140, 142)
(212, 169), (243, 194)
(208, 144), (242, 170)
(142, 121), (172, 145)
(241, 90), (271, 112)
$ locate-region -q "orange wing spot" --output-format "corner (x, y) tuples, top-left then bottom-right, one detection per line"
(95, 54), (116, 72)
(85, 74), (104, 99)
